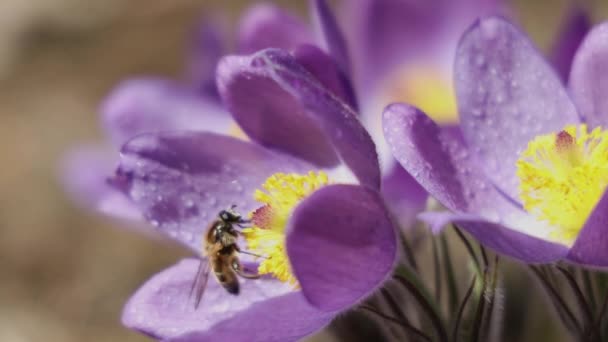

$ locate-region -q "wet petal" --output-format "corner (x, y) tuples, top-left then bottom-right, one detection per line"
(238, 3), (313, 54)
(218, 49), (380, 188)
(549, 4), (591, 83)
(102, 78), (229, 147)
(293, 44), (357, 110)
(123, 259), (332, 342)
(287, 184), (397, 312)
(61, 145), (141, 221)
(311, 0), (351, 76)
(383, 103), (521, 219)
(455, 16), (579, 200)
(568, 189), (608, 267)
(569, 21), (608, 128)
(113, 131), (313, 252)
(419, 212), (569, 263)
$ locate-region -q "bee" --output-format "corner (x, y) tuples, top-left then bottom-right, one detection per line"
(190, 206), (261, 308)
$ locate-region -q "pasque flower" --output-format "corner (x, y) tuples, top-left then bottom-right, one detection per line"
(112, 48), (397, 341)
(383, 16), (608, 267)
(62, 1), (592, 233)
(61, 4), (397, 340)
(60, 19), (228, 224)
(60, 1), (358, 227)
(340, 0), (590, 228)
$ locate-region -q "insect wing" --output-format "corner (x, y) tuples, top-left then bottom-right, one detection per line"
(189, 258), (210, 309)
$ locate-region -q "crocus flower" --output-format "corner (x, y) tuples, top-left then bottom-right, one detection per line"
(383, 16), (608, 267)
(113, 48), (397, 341)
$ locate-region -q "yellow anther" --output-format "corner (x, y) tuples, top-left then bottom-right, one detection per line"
(243, 171), (330, 284)
(517, 124), (608, 245)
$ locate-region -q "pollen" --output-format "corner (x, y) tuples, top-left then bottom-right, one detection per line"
(242, 171), (329, 284)
(516, 124), (608, 245)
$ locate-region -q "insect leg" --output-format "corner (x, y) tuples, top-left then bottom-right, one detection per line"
(234, 245), (267, 259)
(230, 256), (261, 279)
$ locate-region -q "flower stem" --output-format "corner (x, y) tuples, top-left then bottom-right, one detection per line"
(529, 265), (583, 336)
(441, 234), (459, 314)
(359, 305), (432, 342)
(453, 225), (481, 273)
(394, 273), (449, 342)
(451, 276), (477, 342)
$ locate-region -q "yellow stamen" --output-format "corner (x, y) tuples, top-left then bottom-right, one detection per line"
(243, 171), (329, 284)
(384, 65), (458, 124)
(516, 124), (608, 245)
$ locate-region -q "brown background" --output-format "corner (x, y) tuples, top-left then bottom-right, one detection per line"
(0, 0), (606, 341)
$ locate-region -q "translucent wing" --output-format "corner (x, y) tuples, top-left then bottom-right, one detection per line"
(189, 258), (210, 309)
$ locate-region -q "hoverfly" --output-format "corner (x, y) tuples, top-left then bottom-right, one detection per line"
(190, 206), (261, 308)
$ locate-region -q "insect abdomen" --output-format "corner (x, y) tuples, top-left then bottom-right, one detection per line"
(211, 253), (240, 295)
(221, 277), (239, 294)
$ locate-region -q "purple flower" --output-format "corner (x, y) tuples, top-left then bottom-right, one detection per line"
(341, 0), (591, 228)
(61, 26), (230, 226)
(383, 16), (608, 267)
(60, 2), (364, 227)
(113, 48), (397, 341)
(61, 6), (398, 339)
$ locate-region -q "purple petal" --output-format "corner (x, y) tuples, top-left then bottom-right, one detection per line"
(567, 190), (608, 267)
(113, 131), (313, 252)
(102, 78), (230, 147)
(311, 0), (351, 75)
(383, 103), (521, 220)
(187, 18), (226, 99)
(217, 49), (380, 188)
(382, 163), (428, 229)
(293, 44), (357, 110)
(549, 4), (591, 83)
(344, 0), (505, 92)
(455, 16), (579, 200)
(343, 0), (443, 88)
(287, 184), (397, 312)
(123, 259), (333, 342)
(420, 212), (569, 263)
(418, 211), (470, 234)
(569, 21), (608, 129)
(61, 145), (141, 221)
(238, 3), (313, 54)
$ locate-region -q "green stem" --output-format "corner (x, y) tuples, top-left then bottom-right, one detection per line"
(441, 234), (459, 314)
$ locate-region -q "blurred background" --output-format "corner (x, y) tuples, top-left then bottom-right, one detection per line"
(0, 0), (607, 341)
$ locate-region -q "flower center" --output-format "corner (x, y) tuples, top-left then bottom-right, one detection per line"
(516, 124), (608, 245)
(384, 65), (458, 124)
(243, 171), (329, 284)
